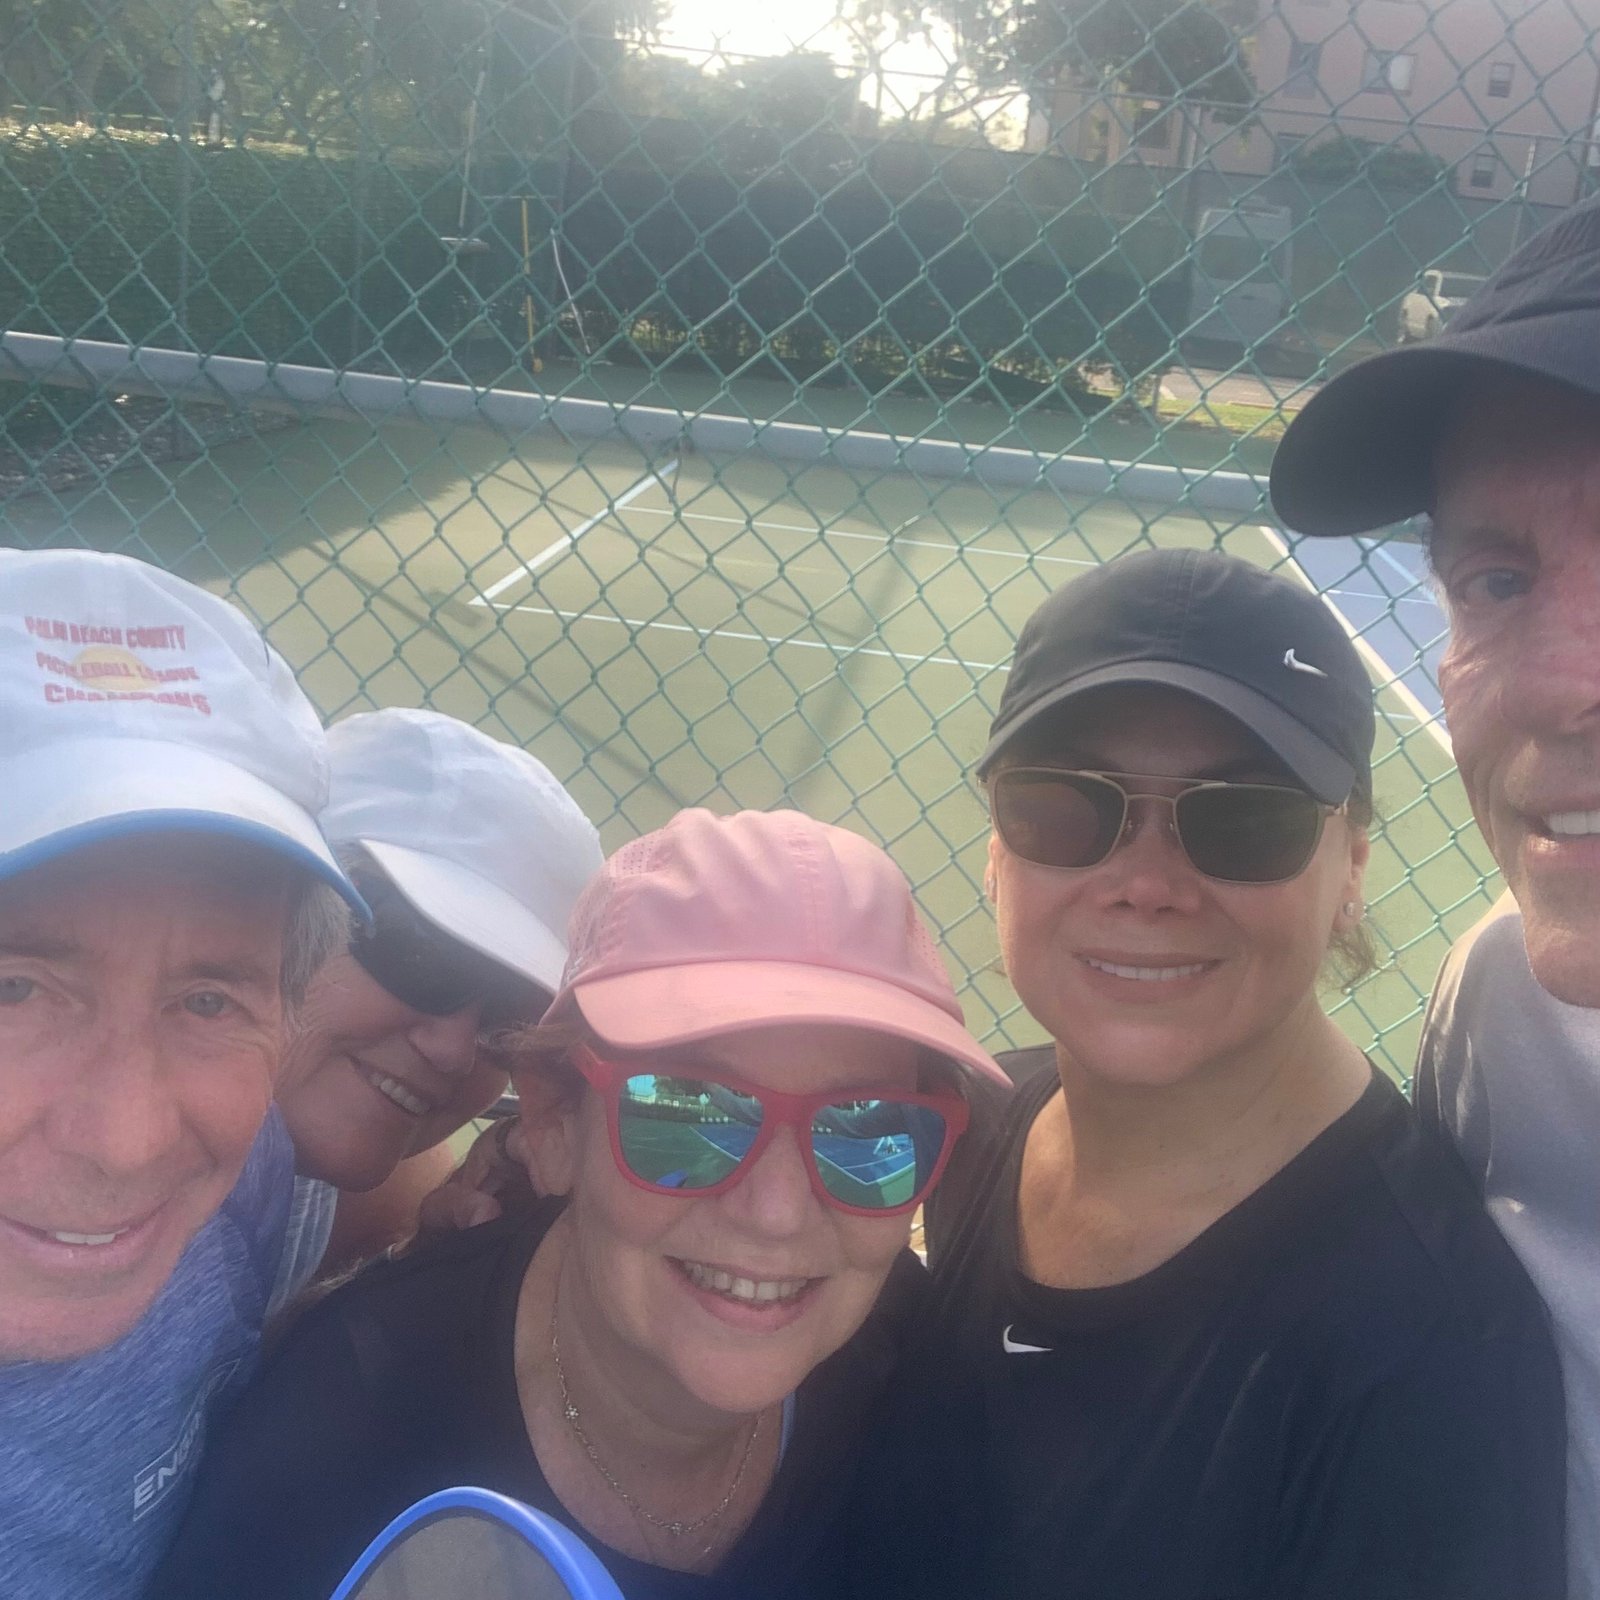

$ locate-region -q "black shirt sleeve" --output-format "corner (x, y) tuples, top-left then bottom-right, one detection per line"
(1282, 1318), (1567, 1600)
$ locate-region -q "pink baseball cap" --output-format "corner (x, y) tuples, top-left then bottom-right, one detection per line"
(548, 808), (1007, 1085)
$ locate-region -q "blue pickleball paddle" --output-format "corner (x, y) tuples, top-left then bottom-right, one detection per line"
(329, 1486), (626, 1600)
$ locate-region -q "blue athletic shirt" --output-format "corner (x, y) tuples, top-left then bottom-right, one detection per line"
(0, 1107), (294, 1600)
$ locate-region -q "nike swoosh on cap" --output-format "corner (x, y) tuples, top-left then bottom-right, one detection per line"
(1282, 648), (1329, 679)
(1001, 1324), (1053, 1355)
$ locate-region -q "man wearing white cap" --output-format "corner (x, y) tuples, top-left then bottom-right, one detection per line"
(0, 549), (363, 1600)
(269, 708), (602, 1304)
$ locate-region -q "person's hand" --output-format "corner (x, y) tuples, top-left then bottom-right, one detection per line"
(415, 1117), (534, 1236)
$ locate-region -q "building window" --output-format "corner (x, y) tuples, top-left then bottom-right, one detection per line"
(1363, 50), (1416, 93)
(1488, 61), (1514, 97)
(1468, 150), (1498, 189)
(1133, 103), (1174, 150)
(1283, 40), (1322, 99)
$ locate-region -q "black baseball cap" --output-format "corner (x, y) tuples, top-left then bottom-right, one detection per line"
(1271, 196), (1600, 537)
(977, 548), (1375, 805)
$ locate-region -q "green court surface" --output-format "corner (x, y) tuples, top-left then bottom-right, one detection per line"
(3, 415), (1499, 1075)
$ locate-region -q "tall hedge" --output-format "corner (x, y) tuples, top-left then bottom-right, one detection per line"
(0, 126), (458, 366)
(2, 120), (1184, 401)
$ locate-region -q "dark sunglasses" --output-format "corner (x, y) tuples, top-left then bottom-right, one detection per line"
(988, 767), (1341, 886)
(347, 867), (550, 1026)
(572, 1044), (969, 1217)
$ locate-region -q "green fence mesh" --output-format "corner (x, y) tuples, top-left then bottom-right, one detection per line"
(3, 0), (1571, 1074)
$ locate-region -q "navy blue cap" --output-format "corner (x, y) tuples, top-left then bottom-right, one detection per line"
(1271, 196), (1600, 537)
(978, 548), (1374, 805)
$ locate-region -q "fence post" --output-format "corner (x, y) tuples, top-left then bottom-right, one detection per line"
(346, 0), (378, 369)
(169, 4), (198, 459)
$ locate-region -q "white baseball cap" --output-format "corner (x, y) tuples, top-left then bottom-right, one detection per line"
(0, 548), (359, 903)
(321, 709), (604, 992)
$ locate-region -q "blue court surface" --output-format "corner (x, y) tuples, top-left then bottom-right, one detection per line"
(699, 1125), (914, 1189)
(1273, 531), (1449, 751)
(642, 1121), (915, 1204)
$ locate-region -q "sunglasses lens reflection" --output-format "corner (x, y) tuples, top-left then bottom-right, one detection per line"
(810, 1100), (950, 1211)
(613, 1076), (949, 1212)
(616, 1075), (762, 1191)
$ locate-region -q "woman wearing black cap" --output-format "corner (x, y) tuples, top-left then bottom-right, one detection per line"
(841, 549), (1566, 1600)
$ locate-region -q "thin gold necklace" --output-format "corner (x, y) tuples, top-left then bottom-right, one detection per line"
(549, 1294), (763, 1539)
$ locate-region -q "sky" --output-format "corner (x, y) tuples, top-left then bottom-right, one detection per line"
(651, 0), (993, 127)
(656, 0), (953, 109)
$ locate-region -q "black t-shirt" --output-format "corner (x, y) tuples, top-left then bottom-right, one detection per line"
(842, 1048), (1568, 1600)
(151, 1199), (928, 1600)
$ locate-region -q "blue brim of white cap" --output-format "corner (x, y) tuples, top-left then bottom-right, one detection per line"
(358, 837), (567, 992)
(0, 737), (366, 912)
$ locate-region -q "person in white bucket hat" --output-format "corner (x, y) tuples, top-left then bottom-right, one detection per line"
(0, 548), (363, 1600)
(268, 708), (603, 1306)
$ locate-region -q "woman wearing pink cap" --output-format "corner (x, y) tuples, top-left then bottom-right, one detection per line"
(155, 807), (1005, 1600)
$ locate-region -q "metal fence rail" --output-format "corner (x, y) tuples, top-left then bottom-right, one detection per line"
(3, 0), (1567, 1072)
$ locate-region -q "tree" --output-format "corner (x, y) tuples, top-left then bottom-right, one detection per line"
(718, 53), (865, 132)
(610, 51), (866, 135)
(1289, 135), (1449, 194)
(855, 0), (1256, 121)
(1, 0), (252, 122)
(0, 0), (661, 147)
(248, 0), (661, 146)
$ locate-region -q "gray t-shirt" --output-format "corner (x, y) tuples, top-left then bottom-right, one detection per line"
(0, 1107), (294, 1600)
(1417, 893), (1600, 1599)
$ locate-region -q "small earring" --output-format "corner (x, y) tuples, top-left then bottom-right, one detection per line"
(983, 868), (998, 901)
(1342, 900), (1360, 919)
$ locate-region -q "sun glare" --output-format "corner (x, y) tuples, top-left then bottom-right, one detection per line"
(656, 0), (1017, 136)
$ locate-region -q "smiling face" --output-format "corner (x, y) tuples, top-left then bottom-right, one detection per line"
(1433, 377), (1600, 1005)
(276, 949), (511, 1192)
(989, 685), (1367, 1090)
(517, 1024), (919, 1419)
(0, 836), (290, 1362)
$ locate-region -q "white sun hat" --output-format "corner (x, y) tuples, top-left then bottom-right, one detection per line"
(0, 547), (358, 904)
(321, 708), (603, 992)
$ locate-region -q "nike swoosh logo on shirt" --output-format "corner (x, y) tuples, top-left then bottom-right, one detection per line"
(1001, 1325), (1053, 1355)
(1282, 648), (1329, 679)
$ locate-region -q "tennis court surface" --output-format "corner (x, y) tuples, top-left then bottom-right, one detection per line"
(1, 414), (1498, 1076)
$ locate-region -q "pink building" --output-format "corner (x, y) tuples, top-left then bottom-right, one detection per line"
(1028, 0), (1600, 206)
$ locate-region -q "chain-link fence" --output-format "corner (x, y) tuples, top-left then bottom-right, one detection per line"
(4, 0), (1572, 1073)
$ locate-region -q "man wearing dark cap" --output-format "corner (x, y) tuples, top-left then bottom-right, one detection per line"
(1272, 196), (1600, 1595)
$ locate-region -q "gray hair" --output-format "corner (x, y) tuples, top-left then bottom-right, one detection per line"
(281, 879), (351, 1010)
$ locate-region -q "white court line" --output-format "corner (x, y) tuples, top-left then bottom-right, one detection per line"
(1324, 586), (1439, 609)
(641, 503), (1432, 598)
(624, 503), (1099, 569)
(471, 459), (679, 606)
(1359, 534), (1432, 593)
(488, 600), (1004, 674)
(1259, 525), (1452, 756)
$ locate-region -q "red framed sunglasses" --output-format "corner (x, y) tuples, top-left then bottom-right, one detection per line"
(572, 1044), (969, 1218)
